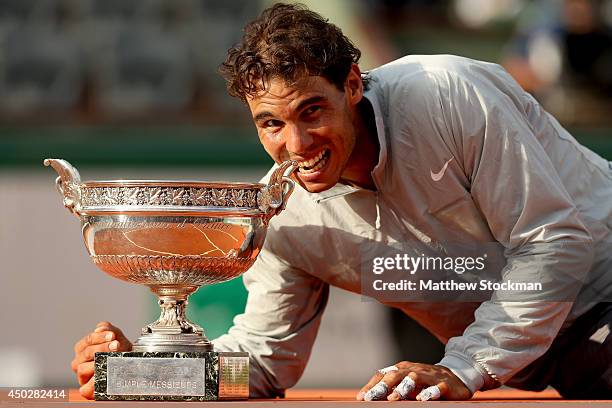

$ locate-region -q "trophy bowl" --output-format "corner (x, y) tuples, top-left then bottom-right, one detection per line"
(45, 158), (297, 355)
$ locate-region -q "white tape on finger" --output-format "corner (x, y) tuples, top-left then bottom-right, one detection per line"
(394, 375), (416, 399)
(377, 365), (399, 375)
(364, 381), (388, 401)
(417, 385), (441, 401)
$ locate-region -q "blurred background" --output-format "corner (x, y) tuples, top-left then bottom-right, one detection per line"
(1, 0), (611, 389)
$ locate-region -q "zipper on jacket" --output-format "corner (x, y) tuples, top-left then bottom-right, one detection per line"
(375, 192), (381, 230)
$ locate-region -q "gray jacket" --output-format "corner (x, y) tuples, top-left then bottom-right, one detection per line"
(213, 55), (612, 396)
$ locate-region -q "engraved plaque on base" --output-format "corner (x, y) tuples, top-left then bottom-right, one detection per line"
(94, 352), (249, 401)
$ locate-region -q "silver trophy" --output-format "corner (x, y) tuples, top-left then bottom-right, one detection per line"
(45, 158), (297, 401)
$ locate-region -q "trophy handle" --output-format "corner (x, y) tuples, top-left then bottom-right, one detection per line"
(258, 160), (298, 221)
(43, 158), (82, 216)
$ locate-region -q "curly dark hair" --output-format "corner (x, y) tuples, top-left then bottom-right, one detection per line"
(219, 3), (364, 102)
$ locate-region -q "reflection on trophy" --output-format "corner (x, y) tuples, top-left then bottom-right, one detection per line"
(44, 158), (297, 401)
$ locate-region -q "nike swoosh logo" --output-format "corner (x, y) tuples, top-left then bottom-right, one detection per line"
(430, 157), (454, 182)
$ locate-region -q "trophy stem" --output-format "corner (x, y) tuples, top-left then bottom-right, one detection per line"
(146, 296), (203, 335)
(132, 286), (213, 352)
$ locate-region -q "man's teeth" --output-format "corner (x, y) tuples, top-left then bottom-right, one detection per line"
(299, 150), (324, 168)
(298, 150), (328, 174)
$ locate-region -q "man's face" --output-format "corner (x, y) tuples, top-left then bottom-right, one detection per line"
(246, 67), (363, 193)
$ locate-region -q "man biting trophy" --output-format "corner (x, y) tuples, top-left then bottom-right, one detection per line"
(66, 3), (612, 401)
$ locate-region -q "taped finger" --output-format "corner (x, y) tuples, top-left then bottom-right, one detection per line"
(356, 370), (384, 400)
(394, 375), (417, 400)
(377, 365), (399, 375)
(364, 381), (389, 401)
(416, 385), (442, 401)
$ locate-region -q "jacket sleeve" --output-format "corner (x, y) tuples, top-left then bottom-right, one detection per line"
(212, 215), (330, 398)
(429, 67), (594, 393)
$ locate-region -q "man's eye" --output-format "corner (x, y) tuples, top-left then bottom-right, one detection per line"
(263, 120), (282, 128)
(303, 106), (321, 116)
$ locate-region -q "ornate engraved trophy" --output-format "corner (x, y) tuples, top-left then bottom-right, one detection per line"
(45, 158), (297, 401)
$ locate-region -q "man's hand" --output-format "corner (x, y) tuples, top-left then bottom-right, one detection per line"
(71, 321), (132, 400)
(356, 361), (472, 401)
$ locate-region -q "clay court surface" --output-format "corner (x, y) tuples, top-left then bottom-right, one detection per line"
(66, 388), (612, 406)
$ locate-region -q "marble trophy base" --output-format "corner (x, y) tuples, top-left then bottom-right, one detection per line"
(94, 351), (249, 401)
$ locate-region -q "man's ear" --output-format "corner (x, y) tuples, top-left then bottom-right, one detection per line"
(345, 63), (363, 105)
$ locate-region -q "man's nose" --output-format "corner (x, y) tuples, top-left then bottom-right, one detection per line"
(284, 125), (313, 154)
